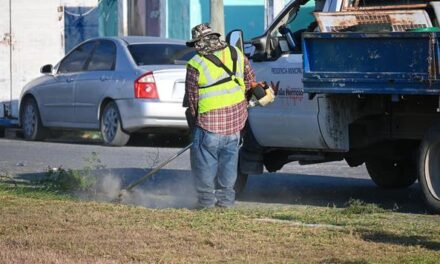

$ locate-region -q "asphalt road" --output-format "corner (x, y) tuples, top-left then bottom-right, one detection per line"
(0, 135), (427, 213)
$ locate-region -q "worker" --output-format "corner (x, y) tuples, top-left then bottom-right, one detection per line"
(185, 23), (260, 209)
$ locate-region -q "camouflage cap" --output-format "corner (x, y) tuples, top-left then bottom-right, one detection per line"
(186, 23), (221, 47)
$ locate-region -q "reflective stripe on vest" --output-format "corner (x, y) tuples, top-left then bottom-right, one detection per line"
(187, 46), (245, 114)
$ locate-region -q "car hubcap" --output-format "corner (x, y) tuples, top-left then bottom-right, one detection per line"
(103, 107), (118, 141)
(23, 104), (36, 137)
(425, 142), (440, 200)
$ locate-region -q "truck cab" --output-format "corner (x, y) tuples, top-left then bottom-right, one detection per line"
(231, 0), (440, 212)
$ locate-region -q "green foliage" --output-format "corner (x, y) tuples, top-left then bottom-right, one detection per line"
(342, 199), (386, 215)
(40, 167), (94, 191)
(39, 152), (105, 192)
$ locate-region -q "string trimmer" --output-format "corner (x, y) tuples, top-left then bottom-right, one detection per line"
(113, 143), (192, 203)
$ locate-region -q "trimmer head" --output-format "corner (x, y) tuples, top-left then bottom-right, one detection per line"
(112, 189), (130, 203)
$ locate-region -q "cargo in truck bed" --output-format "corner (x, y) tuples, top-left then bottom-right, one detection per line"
(302, 31), (440, 95)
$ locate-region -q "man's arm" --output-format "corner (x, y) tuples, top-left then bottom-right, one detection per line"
(243, 55), (256, 93)
(185, 64), (200, 117)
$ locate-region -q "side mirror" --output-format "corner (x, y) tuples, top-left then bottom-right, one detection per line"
(40, 64), (53, 74)
(226, 30), (244, 53)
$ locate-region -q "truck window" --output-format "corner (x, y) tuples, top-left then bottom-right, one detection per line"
(286, 0), (316, 33)
(269, 0), (318, 55)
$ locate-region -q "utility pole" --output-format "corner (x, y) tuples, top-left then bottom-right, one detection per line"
(210, 0), (224, 38)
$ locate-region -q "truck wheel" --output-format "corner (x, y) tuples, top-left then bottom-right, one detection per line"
(365, 157), (417, 188)
(21, 97), (47, 141)
(418, 125), (440, 213)
(100, 101), (130, 146)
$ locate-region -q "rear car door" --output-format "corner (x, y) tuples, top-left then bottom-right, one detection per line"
(38, 41), (95, 126)
(73, 40), (116, 127)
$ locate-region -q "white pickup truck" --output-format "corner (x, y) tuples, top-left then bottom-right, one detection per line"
(228, 0), (440, 212)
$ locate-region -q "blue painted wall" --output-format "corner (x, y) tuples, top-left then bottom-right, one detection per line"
(64, 7), (99, 53)
(167, 0), (190, 39)
(168, 0), (265, 40)
(224, 5), (264, 39)
(98, 0), (118, 37)
(95, 0), (316, 42)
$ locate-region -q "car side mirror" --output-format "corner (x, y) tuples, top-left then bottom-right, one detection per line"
(226, 30), (244, 53)
(40, 64), (53, 74)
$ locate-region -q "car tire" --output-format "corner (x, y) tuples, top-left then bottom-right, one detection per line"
(365, 156), (417, 189)
(21, 97), (47, 141)
(418, 125), (440, 213)
(100, 101), (130, 146)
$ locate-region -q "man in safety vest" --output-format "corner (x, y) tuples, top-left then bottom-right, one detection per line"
(185, 23), (260, 209)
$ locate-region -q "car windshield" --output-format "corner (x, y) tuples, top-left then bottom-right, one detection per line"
(128, 44), (196, 66)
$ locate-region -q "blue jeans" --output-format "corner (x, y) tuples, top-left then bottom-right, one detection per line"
(190, 126), (240, 208)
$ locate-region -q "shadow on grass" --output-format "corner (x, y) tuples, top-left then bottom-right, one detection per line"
(12, 167), (196, 208)
(11, 168), (428, 213)
(318, 258), (369, 264)
(361, 231), (440, 251)
(239, 173), (427, 214)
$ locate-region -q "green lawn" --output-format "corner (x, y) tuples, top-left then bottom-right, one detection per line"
(1, 183), (439, 263)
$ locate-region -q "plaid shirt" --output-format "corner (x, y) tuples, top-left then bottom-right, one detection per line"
(185, 52), (256, 135)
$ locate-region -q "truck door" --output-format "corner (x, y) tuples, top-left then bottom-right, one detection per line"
(245, 0), (329, 150)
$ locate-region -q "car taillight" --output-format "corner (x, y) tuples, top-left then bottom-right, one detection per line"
(134, 72), (158, 99)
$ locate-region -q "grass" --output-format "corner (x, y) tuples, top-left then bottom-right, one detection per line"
(1, 182), (440, 263)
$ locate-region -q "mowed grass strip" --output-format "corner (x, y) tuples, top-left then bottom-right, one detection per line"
(1, 184), (440, 263)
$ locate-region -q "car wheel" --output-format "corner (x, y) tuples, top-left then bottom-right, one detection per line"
(100, 101), (130, 146)
(418, 125), (440, 213)
(365, 156), (417, 189)
(21, 97), (47, 141)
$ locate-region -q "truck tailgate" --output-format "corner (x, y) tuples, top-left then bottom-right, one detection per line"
(302, 32), (440, 95)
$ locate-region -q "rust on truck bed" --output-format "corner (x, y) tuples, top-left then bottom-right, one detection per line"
(315, 9), (432, 32)
(341, 0), (427, 11)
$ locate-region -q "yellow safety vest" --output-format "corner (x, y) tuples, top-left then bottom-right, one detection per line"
(187, 46), (245, 114)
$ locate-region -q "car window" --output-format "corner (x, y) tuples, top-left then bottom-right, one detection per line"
(58, 42), (95, 74)
(87, 40), (116, 71)
(128, 44), (196, 66)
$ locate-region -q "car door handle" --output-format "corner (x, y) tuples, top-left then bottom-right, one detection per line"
(100, 76), (109, 81)
(66, 77), (74, 82)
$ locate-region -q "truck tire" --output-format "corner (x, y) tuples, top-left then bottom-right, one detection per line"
(365, 157), (417, 189)
(418, 125), (440, 213)
(21, 97), (47, 141)
(100, 101), (130, 146)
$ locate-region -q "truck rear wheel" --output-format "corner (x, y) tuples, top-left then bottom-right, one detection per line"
(365, 157), (417, 189)
(418, 125), (440, 213)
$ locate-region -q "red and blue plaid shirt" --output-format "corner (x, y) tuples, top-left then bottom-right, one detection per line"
(185, 54), (256, 135)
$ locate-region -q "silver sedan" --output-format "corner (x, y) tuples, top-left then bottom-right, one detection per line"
(19, 36), (195, 146)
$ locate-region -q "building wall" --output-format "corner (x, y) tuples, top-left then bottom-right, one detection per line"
(0, 0), (99, 118)
(99, 0), (118, 37)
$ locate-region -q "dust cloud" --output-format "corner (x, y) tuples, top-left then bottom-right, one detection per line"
(85, 171), (198, 209)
